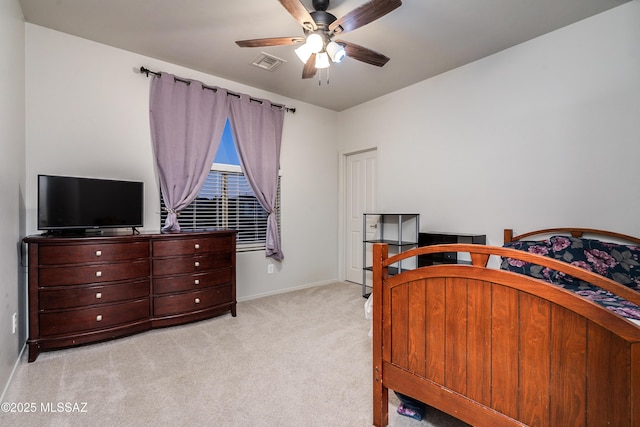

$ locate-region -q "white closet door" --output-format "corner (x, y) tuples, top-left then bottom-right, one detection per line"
(344, 149), (377, 284)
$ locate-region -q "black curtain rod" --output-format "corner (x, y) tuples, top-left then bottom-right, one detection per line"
(139, 66), (295, 113)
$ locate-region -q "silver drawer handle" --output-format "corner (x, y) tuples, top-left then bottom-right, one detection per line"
(96, 292), (102, 299)
(96, 271), (102, 277)
(96, 315), (103, 322)
(194, 279), (200, 285)
(194, 261), (200, 267)
(95, 250), (102, 256)
(194, 243), (200, 249)
(194, 298), (201, 304)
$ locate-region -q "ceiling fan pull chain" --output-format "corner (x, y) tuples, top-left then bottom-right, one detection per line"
(327, 67), (330, 85)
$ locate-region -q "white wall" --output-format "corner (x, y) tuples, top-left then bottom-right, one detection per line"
(24, 24), (340, 301)
(0, 0), (26, 400)
(338, 1), (640, 248)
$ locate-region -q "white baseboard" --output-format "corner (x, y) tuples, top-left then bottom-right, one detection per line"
(1, 342), (26, 403)
(236, 279), (343, 302)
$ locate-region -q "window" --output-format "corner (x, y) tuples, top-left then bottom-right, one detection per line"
(161, 119), (281, 252)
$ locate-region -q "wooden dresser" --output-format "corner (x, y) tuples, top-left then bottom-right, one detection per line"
(151, 232), (236, 327)
(23, 230), (236, 362)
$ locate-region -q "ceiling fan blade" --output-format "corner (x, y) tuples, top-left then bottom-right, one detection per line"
(302, 54), (317, 79)
(329, 0), (401, 34)
(336, 40), (390, 67)
(236, 36), (305, 48)
(278, 0), (317, 31)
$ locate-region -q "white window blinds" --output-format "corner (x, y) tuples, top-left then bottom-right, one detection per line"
(161, 164), (280, 252)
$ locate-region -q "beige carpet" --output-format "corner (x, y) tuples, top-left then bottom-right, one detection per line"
(1, 282), (469, 427)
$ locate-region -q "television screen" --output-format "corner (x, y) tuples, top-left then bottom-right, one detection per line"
(38, 174), (144, 232)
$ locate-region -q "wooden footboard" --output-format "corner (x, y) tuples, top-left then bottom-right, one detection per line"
(372, 243), (640, 427)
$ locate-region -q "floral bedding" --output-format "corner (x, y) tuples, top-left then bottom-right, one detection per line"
(501, 236), (640, 321)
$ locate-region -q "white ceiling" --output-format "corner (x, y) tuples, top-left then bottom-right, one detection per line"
(18, 0), (629, 112)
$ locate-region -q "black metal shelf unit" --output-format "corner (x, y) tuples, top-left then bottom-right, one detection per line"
(362, 213), (419, 297)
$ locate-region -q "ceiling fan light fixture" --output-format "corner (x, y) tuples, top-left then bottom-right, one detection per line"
(295, 43), (312, 64)
(234, 0), (402, 81)
(315, 51), (330, 69)
(306, 33), (324, 54)
(326, 41), (346, 63)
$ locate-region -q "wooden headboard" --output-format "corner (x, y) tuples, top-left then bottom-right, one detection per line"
(504, 227), (640, 245)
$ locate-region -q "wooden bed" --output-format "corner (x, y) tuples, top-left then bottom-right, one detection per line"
(372, 228), (640, 426)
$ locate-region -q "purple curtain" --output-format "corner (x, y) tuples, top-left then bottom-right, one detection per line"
(149, 72), (230, 231)
(229, 95), (285, 260)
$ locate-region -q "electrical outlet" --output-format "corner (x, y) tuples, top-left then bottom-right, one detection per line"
(267, 264), (274, 274)
(12, 313), (17, 334)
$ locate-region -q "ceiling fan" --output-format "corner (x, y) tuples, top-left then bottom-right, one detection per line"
(235, 0), (402, 79)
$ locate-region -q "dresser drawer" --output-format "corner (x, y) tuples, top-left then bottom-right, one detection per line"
(153, 268), (232, 295)
(39, 299), (150, 336)
(153, 285), (232, 317)
(39, 260), (150, 287)
(39, 241), (149, 265)
(152, 235), (233, 257)
(152, 253), (231, 276)
(39, 279), (150, 310)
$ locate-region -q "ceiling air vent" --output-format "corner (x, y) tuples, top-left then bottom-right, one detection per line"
(251, 52), (286, 72)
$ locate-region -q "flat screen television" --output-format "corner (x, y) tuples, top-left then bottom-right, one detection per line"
(38, 174), (144, 234)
